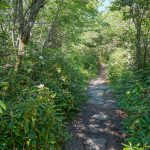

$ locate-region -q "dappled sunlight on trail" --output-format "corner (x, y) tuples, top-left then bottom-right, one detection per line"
(63, 65), (126, 150)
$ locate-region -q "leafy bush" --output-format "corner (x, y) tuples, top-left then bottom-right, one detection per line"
(70, 47), (100, 78)
(108, 48), (128, 86)
(118, 75), (150, 150)
(0, 47), (99, 149)
(29, 48), (89, 115)
(108, 50), (150, 149)
(0, 86), (69, 149)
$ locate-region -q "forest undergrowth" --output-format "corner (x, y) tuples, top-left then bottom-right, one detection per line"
(0, 0), (150, 149)
(108, 50), (150, 150)
(0, 47), (99, 149)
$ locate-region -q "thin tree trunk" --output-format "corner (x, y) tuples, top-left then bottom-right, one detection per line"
(11, 0), (18, 48)
(14, 37), (25, 72)
(143, 31), (149, 68)
(135, 23), (142, 69)
(43, 0), (64, 49)
(132, 4), (143, 70)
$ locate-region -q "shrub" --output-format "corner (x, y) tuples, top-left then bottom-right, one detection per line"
(120, 79), (150, 150)
(70, 48), (100, 78)
(0, 47), (99, 149)
(108, 50), (150, 149)
(0, 86), (68, 149)
(107, 48), (128, 86)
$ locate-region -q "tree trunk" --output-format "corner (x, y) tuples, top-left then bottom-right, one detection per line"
(13, 0), (46, 72)
(135, 23), (142, 69)
(143, 32), (149, 68)
(14, 36), (25, 72)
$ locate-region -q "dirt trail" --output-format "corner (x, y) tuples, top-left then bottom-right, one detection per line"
(63, 65), (126, 150)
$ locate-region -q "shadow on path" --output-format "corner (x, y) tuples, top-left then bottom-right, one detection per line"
(63, 65), (126, 150)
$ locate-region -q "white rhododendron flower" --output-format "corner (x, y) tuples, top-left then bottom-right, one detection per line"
(37, 84), (44, 89)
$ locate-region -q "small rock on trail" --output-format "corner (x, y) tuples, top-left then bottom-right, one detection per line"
(63, 65), (126, 150)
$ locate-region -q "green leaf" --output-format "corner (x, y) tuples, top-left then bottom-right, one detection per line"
(0, 101), (6, 109)
(0, 107), (2, 114)
(0, 100), (6, 114)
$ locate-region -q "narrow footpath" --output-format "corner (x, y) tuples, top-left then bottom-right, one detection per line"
(63, 65), (126, 150)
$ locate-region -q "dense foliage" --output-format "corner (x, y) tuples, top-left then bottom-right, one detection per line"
(0, 0), (150, 149)
(105, 0), (150, 149)
(0, 0), (100, 149)
(108, 51), (150, 150)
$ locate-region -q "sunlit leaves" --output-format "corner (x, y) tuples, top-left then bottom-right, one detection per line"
(0, 100), (6, 114)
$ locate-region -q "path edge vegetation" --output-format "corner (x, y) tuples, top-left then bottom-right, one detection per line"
(0, 1), (100, 149)
(107, 1), (150, 149)
(0, 0), (150, 149)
